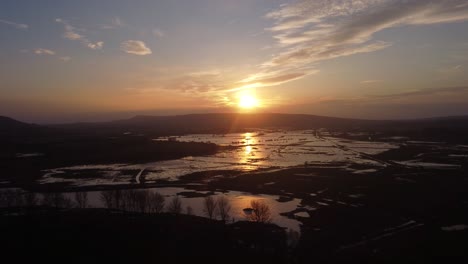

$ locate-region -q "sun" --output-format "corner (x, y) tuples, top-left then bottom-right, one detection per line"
(238, 94), (259, 109)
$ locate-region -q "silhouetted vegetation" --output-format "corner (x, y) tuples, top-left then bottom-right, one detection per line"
(147, 191), (165, 213)
(247, 199), (272, 223)
(74, 191), (88, 208)
(167, 195), (182, 214)
(216, 195), (231, 222)
(203, 195), (217, 219)
(0, 208), (289, 264)
(42, 192), (72, 209)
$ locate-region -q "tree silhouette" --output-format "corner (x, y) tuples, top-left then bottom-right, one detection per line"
(24, 192), (38, 207)
(0, 189), (16, 208)
(247, 199), (272, 223)
(203, 195), (217, 219)
(74, 192), (88, 208)
(167, 196), (182, 214)
(148, 191), (165, 213)
(42, 192), (72, 209)
(186, 205), (193, 215)
(100, 190), (114, 209)
(122, 189), (138, 211)
(216, 195), (231, 222)
(135, 190), (150, 213)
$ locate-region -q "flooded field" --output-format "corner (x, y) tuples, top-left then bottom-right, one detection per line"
(40, 130), (401, 186)
(4, 130), (468, 233)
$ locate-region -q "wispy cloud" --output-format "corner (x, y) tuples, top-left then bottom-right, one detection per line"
(112, 17), (124, 27)
(34, 48), (55, 55)
(376, 86), (468, 99)
(101, 17), (125, 29)
(241, 0), (468, 91)
(56, 18), (104, 50)
(0, 19), (28, 29)
(59, 56), (72, 62)
(31, 49), (71, 62)
(361, 79), (383, 84)
(152, 28), (165, 38)
(87, 42), (104, 50)
(120, 40), (152, 55)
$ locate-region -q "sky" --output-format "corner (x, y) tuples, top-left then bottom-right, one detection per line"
(1, 0), (468, 123)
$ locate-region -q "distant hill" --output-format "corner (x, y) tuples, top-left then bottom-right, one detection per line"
(3, 113), (468, 138)
(0, 116), (39, 135)
(0, 116), (61, 143)
(52, 113), (468, 136)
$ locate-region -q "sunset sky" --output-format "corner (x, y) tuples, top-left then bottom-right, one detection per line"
(1, 0), (468, 123)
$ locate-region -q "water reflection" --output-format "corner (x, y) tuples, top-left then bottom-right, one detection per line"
(245, 145), (252, 155)
(52, 188), (302, 232)
(237, 133), (261, 169)
(41, 131), (399, 186)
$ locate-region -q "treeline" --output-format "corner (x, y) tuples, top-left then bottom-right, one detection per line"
(0, 188), (275, 224)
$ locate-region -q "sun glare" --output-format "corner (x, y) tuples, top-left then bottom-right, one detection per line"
(238, 95), (259, 109)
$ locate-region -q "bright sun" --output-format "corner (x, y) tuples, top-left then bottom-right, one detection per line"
(238, 95), (259, 109)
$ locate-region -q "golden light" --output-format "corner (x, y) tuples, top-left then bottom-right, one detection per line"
(238, 94), (259, 109)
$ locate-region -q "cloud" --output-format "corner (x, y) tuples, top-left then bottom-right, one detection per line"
(63, 31), (82, 40)
(160, 71), (227, 94)
(101, 17), (125, 29)
(56, 18), (104, 50)
(34, 48), (55, 55)
(243, 0), (468, 90)
(0, 19), (28, 29)
(32, 49), (72, 62)
(112, 17), (124, 27)
(87, 41), (104, 50)
(361, 79), (383, 84)
(152, 28), (165, 38)
(120, 40), (152, 55)
(376, 86), (468, 99)
(59, 56), (72, 62)
(56, 18), (83, 40)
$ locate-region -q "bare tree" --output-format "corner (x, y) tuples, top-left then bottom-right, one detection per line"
(75, 192), (88, 208)
(287, 229), (300, 248)
(216, 195), (231, 222)
(100, 190), (127, 210)
(24, 192), (38, 207)
(122, 189), (138, 211)
(13, 189), (24, 207)
(167, 196), (182, 214)
(148, 191), (165, 213)
(0, 189), (16, 208)
(203, 195), (217, 219)
(42, 192), (72, 209)
(186, 206), (193, 215)
(113, 189), (123, 209)
(100, 190), (114, 209)
(135, 190), (150, 213)
(247, 199), (272, 223)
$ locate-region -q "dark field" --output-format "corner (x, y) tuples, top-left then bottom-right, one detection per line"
(1, 113), (468, 263)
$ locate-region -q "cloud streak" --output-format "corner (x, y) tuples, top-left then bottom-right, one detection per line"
(152, 28), (165, 38)
(120, 40), (152, 55)
(245, 0), (468, 90)
(0, 19), (28, 29)
(56, 18), (104, 50)
(34, 48), (55, 55)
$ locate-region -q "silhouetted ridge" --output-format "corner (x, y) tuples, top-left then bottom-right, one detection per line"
(0, 116), (38, 134)
(47, 113), (468, 137)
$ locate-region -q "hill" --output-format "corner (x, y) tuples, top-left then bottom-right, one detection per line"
(52, 113), (468, 136)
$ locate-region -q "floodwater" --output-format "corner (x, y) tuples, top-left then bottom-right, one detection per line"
(33, 130), (467, 231)
(40, 131), (399, 186)
(61, 187), (303, 232)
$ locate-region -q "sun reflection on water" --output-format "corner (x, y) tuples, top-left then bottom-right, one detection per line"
(237, 133), (260, 170)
